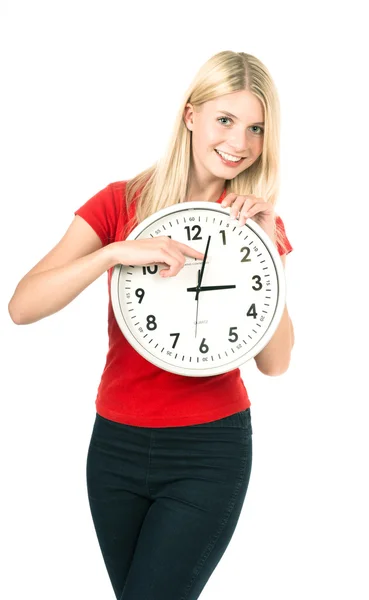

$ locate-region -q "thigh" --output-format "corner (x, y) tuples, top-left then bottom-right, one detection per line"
(86, 414), (153, 600)
(120, 409), (253, 600)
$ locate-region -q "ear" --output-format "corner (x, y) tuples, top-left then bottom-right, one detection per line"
(183, 103), (194, 131)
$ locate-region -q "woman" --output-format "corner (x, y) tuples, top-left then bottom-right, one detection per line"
(8, 50), (294, 599)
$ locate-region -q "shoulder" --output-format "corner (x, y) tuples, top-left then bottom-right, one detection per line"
(110, 180), (128, 193)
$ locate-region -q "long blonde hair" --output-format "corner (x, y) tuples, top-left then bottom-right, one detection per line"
(120, 50), (290, 254)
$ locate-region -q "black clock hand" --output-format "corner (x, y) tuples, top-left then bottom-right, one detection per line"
(187, 284), (236, 292)
(195, 235), (211, 302)
(195, 269), (200, 339)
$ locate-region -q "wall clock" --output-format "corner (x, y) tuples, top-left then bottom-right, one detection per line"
(110, 201), (286, 377)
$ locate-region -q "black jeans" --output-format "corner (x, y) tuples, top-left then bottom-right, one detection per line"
(86, 408), (253, 600)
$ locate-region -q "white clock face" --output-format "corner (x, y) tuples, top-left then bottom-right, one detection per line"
(111, 201), (286, 377)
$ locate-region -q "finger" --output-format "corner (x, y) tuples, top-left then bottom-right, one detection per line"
(176, 241), (205, 260)
(157, 249), (186, 278)
(153, 238), (197, 276)
(238, 202), (265, 226)
(220, 192), (238, 208)
(229, 197), (254, 220)
(161, 245), (205, 277)
(161, 244), (202, 277)
(237, 208), (251, 227)
(156, 239), (204, 278)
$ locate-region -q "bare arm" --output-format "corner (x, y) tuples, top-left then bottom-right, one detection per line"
(8, 212), (206, 327)
(8, 244), (117, 325)
(254, 253), (295, 376)
(254, 303), (294, 376)
(8, 214), (119, 325)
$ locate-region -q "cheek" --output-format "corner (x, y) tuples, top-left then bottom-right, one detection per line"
(193, 127), (219, 152)
(256, 137), (264, 150)
(205, 125), (221, 143)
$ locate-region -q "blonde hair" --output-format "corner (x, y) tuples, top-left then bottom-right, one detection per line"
(121, 50), (290, 254)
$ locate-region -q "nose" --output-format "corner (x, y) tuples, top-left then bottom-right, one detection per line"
(228, 130), (252, 155)
(228, 139), (248, 156)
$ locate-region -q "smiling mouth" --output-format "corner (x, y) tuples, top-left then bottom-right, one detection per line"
(214, 149), (247, 161)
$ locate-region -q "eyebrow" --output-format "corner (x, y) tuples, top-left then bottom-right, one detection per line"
(217, 110), (264, 125)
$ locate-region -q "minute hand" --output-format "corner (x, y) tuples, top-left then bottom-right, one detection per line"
(196, 235), (211, 302)
(187, 284), (236, 292)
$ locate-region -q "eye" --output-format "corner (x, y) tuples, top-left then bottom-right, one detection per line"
(217, 117), (264, 134)
(251, 126), (264, 134)
(217, 117), (233, 126)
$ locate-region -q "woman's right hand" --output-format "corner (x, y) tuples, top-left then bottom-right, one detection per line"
(110, 237), (205, 278)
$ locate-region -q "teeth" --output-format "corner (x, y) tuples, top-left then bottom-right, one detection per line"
(216, 149), (242, 162)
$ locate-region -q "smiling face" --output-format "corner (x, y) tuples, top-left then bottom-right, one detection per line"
(183, 90), (265, 193)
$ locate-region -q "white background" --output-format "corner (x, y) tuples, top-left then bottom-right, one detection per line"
(1, 1), (368, 598)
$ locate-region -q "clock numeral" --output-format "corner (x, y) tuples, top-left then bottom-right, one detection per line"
(220, 230), (226, 245)
(247, 303), (258, 319)
(252, 275), (262, 291)
(146, 315), (157, 331)
(199, 338), (209, 354)
(185, 225), (202, 240)
(142, 265), (158, 275)
(135, 288), (145, 303)
(228, 327), (238, 342)
(170, 333), (180, 349)
(240, 247), (252, 262)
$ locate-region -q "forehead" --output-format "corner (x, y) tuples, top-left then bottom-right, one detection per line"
(202, 93), (264, 121)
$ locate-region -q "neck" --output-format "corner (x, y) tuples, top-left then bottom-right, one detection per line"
(185, 181), (226, 203)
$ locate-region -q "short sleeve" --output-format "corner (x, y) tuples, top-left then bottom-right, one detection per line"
(275, 214), (293, 256)
(74, 183), (119, 246)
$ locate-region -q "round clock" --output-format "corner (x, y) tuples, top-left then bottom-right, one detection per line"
(110, 201), (286, 377)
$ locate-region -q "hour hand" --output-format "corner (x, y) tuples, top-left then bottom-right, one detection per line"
(187, 284), (236, 292)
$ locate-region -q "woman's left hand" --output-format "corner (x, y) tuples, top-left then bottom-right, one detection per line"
(221, 193), (276, 244)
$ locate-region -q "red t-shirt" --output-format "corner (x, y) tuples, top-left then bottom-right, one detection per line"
(74, 181), (293, 427)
